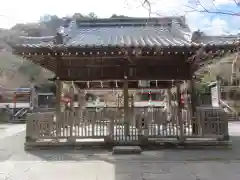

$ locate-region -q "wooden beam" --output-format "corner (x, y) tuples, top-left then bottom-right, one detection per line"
(59, 65), (191, 81)
(12, 45), (198, 56)
(60, 55), (187, 64)
(74, 80), (175, 89)
(60, 59), (188, 67)
(27, 54), (188, 69)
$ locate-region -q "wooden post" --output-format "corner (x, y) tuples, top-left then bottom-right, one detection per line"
(69, 85), (74, 140)
(123, 76), (129, 136)
(186, 81), (192, 115)
(223, 110), (229, 140)
(167, 89), (172, 115)
(184, 81), (193, 131)
(189, 79), (198, 135)
(77, 88), (83, 110)
(55, 77), (62, 136)
(176, 82), (184, 141)
(77, 87), (85, 129)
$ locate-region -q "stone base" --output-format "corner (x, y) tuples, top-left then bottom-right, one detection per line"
(142, 140), (232, 150)
(24, 140), (108, 150)
(24, 138), (232, 151)
(112, 146), (142, 155)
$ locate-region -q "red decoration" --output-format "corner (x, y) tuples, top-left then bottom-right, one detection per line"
(180, 94), (184, 105)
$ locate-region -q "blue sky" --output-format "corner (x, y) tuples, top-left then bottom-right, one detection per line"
(217, 3), (240, 34)
(187, 1), (240, 34)
(0, 0), (239, 35)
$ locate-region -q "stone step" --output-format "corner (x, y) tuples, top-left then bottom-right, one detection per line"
(112, 146), (142, 155)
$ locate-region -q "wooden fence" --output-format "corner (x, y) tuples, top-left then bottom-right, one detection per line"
(25, 106), (229, 146)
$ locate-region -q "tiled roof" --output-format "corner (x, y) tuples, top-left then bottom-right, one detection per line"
(14, 17), (193, 48)
(65, 26), (191, 47)
(11, 17), (239, 49)
(13, 36), (55, 47)
(192, 33), (239, 45)
(63, 17), (192, 47)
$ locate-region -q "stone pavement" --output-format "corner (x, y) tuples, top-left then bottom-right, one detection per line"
(0, 123), (240, 180)
(1, 160), (240, 180)
(0, 124), (25, 140)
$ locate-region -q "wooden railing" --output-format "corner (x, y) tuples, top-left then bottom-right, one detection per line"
(25, 107), (229, 143)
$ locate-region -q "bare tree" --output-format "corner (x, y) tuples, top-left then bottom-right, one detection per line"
(142, 0), (152, 17)
(185, 0), (239, 16)
(137, 0), (239, 18)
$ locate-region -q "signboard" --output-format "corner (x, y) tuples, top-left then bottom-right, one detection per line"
(211, 85), (220, 107)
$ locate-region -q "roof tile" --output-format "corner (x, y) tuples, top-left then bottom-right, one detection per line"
(16, 36), (55, 46)
(11, 17), (239, 49)
(66, 26), (191, 47)
(64, 17), (192, 47)
(193, 34), (239, 45)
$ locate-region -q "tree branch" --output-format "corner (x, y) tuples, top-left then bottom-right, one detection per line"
(142, 0), (152, 17)
(185, 8), (240, 16)
(232, 0), (240, 6)
(185, 1), (240, 16)
(138, 0), (240, 16)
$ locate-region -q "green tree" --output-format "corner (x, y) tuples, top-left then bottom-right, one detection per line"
(18, 62), (41, 81)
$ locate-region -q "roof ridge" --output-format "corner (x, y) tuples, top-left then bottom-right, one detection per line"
(74, 16), (186, 27)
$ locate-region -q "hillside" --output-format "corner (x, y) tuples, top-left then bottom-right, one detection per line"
(0, 18), (60, 89)
(0, 49), (53, 89)
(0, 13), (127, 89)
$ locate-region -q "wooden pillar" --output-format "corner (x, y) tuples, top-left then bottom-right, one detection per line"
(55, 53), (62, 139)
(75, 87), (83, 129)
(69, 84), (74, 139)
(189, 79), (198, 135)
(176, 82), (184, 141)
(186, 80), (193, 124)
(167, 89), (172, 115)
(77, 88), (84, 110)
(189, 79), (197, 113)
(55, 77), (62, 123)
(123, 76), (129, 136)
(77, 87), (86, 129)
(69, 83), (74, 109)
